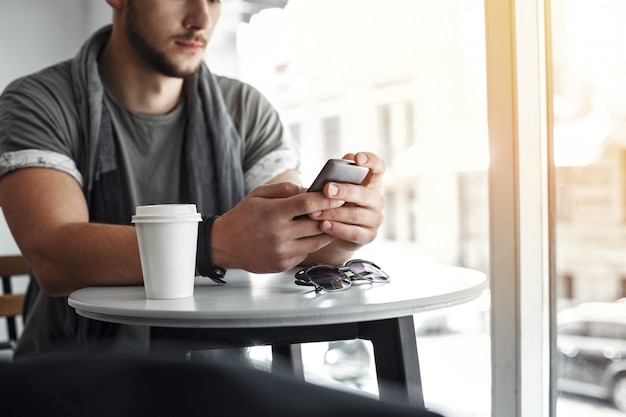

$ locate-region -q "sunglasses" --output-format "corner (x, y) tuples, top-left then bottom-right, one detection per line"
(294, 259), (390, 292)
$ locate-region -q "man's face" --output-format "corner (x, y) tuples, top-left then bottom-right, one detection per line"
(124, 0), (221, 78)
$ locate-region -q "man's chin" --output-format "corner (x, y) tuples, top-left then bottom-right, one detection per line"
(159, 62), (203, 79)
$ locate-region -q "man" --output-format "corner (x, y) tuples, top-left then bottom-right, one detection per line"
(0, 0), (385, 360)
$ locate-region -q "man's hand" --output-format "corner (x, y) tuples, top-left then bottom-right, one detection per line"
(303, 152), (386, 266)
(210, 181), (347, 273)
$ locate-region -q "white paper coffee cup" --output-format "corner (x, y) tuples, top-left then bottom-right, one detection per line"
(132, 204), (202, 299)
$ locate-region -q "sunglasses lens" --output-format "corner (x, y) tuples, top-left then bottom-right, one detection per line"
(307, 267), (352, 291)
(346, 260), (390, 282)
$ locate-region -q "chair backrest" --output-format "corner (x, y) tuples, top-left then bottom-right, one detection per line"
(0, 255), (28, 350)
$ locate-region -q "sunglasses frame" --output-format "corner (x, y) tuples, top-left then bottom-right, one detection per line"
(295, 259), (390, 292)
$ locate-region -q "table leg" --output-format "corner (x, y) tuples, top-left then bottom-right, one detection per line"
(271, 344), (305, 380)
(358, 316), (424, 408)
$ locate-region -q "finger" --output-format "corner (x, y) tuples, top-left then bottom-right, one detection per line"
(341, 152), (386, 189)
(320, 220), (378, 247)
(290, 192), (347, 220)
(255, 233), (335, 273)
(297, 232), (336, 254)
(355, 152), (385, 174)
(250, 181), (305, 199)
(323, 182), (385, 210)
(287, 215), (327, 237)
(312, 204), (384, 230)
(356, 152), (386, 189)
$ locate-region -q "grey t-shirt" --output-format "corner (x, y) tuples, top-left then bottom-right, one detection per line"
(0, 60), (299, 360)
(102, 85), (186, 205)
(0, 60), (298, 198)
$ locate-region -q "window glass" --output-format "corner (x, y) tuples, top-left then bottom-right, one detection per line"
(558, 321), (588, 337)
(209, 1), (491, 415)
(551, 0), (626, 414)
(320, 115), (341, 158)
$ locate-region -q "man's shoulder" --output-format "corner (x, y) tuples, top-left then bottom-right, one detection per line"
(5, 60), (72, 91)
(215, 75), (261, 101)
(214, 74), (275, 118)
(2, 60), (74, 107)
(214, 74), (243, 90)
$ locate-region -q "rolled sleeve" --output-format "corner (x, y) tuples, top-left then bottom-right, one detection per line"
(244, 148), (299, 192)
(0, 149), (84, 186)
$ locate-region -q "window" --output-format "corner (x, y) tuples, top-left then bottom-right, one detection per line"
(552, 1), (626, 412)
(408, 188), (417, 242)
(376, 101), (417, 167)
(211, 1), (491, 415)
(383, 190), (397, 241)
(404, 101), (416, 149)
(204, 1), (626, 415)
(377, 104), (392, 163)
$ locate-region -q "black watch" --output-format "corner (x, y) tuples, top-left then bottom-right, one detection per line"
(197, 215), (227, 284)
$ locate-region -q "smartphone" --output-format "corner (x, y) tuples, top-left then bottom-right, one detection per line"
(307, 159), (369, 192)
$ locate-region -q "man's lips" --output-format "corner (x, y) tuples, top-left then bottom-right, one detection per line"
(175, 40), (206, 50)
(173, 34), (207, 51)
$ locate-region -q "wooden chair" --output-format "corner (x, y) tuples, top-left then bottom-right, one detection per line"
(0, 255), (28, 350)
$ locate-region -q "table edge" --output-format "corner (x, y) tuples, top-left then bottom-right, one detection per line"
(70, 278), (488, 328)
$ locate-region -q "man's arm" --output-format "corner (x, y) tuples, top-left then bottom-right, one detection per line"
(0, 153), (384, 295)
(0, 168), (143, 296)
(0, 166), (348, 294)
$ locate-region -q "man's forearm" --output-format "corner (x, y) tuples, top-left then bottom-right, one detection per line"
(28, 222), (143, 296)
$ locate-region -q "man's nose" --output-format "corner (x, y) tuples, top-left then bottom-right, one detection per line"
(183, 0), (215, 31)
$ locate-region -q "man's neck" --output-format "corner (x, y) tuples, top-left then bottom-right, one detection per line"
(98, 30), (184, 115)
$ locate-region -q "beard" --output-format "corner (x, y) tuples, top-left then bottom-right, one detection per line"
(124, 0), (204, 78)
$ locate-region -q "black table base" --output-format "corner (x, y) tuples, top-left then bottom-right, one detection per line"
(149, 315), (424, 408)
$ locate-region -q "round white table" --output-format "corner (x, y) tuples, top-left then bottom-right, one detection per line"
(69, 258), (487, 408)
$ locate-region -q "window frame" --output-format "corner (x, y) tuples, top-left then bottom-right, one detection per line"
(221, 1), (559, 414)
(484, 0), (555, 416)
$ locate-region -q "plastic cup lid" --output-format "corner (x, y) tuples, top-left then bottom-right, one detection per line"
(131, 204), (202, 223)
(135, 204), (197, 216)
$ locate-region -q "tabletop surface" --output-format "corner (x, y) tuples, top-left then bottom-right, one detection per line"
(69, 254), (488, 329)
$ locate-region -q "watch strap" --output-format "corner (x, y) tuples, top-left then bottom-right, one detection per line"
(197, 215), (227, 284)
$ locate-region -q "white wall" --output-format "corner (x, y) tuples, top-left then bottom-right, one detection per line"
(0, 1), (111, 254)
